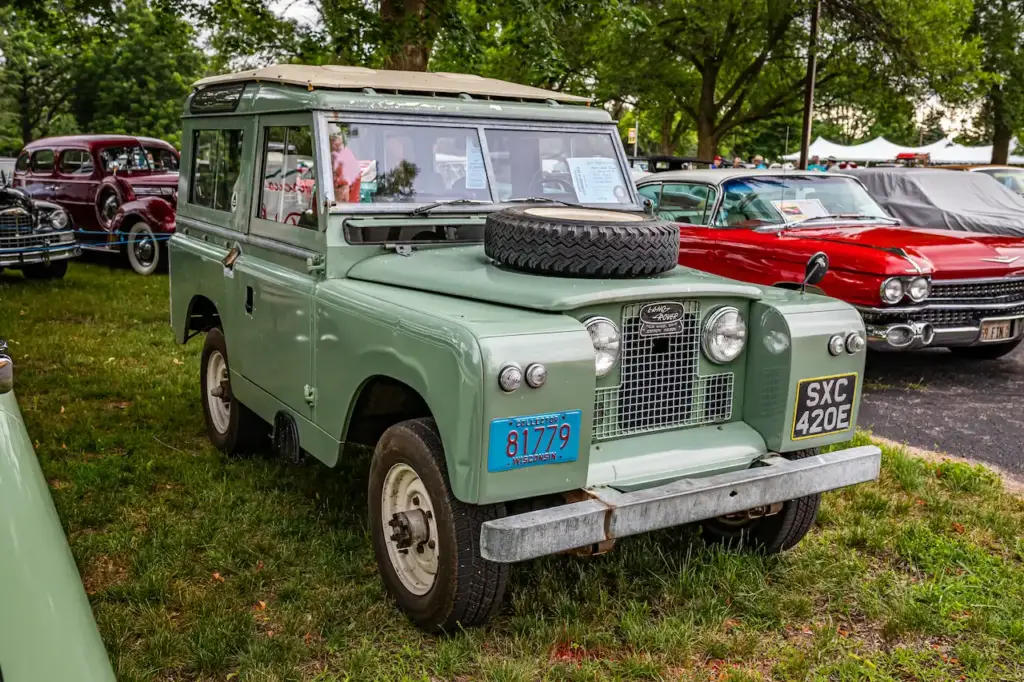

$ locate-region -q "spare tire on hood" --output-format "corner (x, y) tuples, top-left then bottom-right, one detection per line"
(484, 206), (680, 278)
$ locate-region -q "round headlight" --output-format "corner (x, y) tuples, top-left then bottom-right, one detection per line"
(880, 277), (905, 304)
(907, 276), (930, 302)
(498, 364), (522, 392)
(828, 334), (846, 355)
(702, 307), (747, 364)
(585, 317), (620, 377)
(49, 208), (69, 230)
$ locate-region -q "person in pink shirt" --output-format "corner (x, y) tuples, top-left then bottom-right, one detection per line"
(330, 132), (362, 203)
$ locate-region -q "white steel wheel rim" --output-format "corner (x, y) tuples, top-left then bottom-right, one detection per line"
(206, 350), (231, 434)
(128, 225), (158, 274)
(381, 462), (439, 596)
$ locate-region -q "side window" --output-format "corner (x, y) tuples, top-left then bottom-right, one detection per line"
(637, 184), (661, 208)
(259, 125), (316, 228)
(31, 149), (55, 173)
(658, 183), (718, 225)
(59, 149), (95, 176)
(190, 129), (243, 212)
(14, 153), (29, 172)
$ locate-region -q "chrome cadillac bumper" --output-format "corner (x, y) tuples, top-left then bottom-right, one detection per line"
(480, 445), (881, 563)
(0, 237), (80, 268)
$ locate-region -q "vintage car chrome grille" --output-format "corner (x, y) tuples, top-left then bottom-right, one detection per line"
(863, 304), (1024, 327)
(929, 278), (1024, 304)
(592, 301), (734, 441)
(0, 234), (49, 251)
(0, 209), (33, 236)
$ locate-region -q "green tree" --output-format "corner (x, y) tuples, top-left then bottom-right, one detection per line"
(967, 0), (1024, 163)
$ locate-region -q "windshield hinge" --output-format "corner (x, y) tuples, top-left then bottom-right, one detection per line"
(387, 244), (414, 257)
(303, 384), (317, 407)
(306, 254), (325, 275)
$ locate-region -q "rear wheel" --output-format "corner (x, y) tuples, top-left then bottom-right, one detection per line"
(701, 448), (822, 554)
(369, 418), (508, 632)
(949, 339), (1021, 360)
(22, 260), (68, 280)
(200, 327), (267, 455)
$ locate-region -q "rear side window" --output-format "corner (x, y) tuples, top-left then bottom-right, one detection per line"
(259, 125), (317, 227)
(15, 153), (29, 172)
(190, 129), (244, 212)
(60, 149), (95, 176)
(31, 149), (55, 172)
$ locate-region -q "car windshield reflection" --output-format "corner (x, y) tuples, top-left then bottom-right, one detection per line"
(718, 175), (891, 227)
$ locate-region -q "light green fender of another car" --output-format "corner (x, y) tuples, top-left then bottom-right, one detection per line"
(0, 391), (116, 682)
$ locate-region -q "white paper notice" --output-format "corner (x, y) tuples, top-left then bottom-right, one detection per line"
(466, 139), (487, 189)
(567, 157), (628, 203)
(770, 199), (829, 223)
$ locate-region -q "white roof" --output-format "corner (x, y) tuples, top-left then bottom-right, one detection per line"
(782, 135), (955, 163)
(193, 64), (591, 104)
(928, 141), (1024, 165)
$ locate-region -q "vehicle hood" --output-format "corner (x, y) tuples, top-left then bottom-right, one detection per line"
(0, 185), (34, 212)
(122, 172), (179, 187)
(347, 245), (765, 312)
(776, 224), (1024, 279)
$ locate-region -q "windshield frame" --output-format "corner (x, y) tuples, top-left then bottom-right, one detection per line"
(712, 173), (892, 228)
(315, 111), (642, 215)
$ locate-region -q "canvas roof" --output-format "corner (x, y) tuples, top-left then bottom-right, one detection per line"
(193, 64), (591, 104)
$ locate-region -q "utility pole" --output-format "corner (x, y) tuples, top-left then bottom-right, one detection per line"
(799, 0), (821, 170)
(634, 108), (640, 158)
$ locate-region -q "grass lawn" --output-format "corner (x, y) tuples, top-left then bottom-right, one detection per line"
(2, 260), (1024, 682)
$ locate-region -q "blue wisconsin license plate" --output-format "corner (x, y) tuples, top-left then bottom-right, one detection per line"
(487, 410), (582, 472)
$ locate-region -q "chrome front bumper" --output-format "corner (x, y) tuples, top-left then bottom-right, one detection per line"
(864, 316), (1024, 350)
(0, 239), (80, 268)
(480, 445), (881, 563)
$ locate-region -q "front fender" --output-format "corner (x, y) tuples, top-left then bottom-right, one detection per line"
(110, 196), (176, 234)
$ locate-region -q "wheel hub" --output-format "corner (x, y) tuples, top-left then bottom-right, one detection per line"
(388, 509), (432, 551)
(136, 237), (155, 263)
(380, 463), (439, 595)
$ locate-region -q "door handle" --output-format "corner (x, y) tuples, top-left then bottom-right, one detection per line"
(245, 286), (254, 315)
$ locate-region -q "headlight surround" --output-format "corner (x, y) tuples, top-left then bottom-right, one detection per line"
(48, 208), (69, 230)
(907, 276), (930, 302)
(584, 317), (620, 377)
(702, 306), (747, 364)
(880, 277), (905, 304)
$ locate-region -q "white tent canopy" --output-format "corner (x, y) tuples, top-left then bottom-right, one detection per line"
(782, 136), (955, 163)
(782, 135), (1024, 165)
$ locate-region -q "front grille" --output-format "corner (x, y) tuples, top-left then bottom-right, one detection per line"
(930, 279), (1024, 301)
(0, 234), (48, 251)
(0, 209), (33, 236)
(592, 301), (734, 441)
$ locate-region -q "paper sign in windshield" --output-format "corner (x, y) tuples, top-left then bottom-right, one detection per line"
(771, 199), (828, 223)
(466, 139), (487, 189)
(567, 157), (629, 203)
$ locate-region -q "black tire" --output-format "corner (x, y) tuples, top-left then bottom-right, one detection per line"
(369, 418), (508, 632)
(949, 339), (1021, 360)
(22, 259), (68, 280)
(124, 222), (162, 276)
(484, 206), (680, 278)
(701, 448), (822, 554)
(200, 327), (268, 455)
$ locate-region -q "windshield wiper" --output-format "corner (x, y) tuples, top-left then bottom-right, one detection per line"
(504, 196), (607, 211)
(410, 198), (488, 215)
(785, 213), (902, 227)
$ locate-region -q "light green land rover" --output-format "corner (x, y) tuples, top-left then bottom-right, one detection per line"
(169, 65), (881, 632)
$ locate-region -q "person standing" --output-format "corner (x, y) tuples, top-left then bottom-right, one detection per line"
(825, 156), (838, 171)
(732, 157), (745, 168)
(752, 154), (767, 169)
(807, 155), (826, 171)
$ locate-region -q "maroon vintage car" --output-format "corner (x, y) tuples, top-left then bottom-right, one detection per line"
(12, 135), (179, 275)
(636, 169), (1024, 359)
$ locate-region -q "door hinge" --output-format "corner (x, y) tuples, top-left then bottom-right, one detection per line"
(303, 384), (317, 406)
(306, 254), (325, 275)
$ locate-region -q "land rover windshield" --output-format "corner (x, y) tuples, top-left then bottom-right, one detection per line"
(325, 121), (632, 209)
(718, 175), (890, 227)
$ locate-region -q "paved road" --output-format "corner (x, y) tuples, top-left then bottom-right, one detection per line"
(860, 343), (1024, 475)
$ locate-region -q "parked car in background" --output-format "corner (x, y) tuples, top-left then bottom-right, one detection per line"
(0, 341), (116, 681)
(848, 167), (1024, 237)
(169, 64), (880, 632)
(938, 164), (1024, 196)
(12, 135), (179, 275)
(637, 169), (1024, 359)
(0, 179), (79, 279)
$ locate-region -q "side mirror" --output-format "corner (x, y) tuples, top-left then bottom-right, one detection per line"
(803, 251), (829, 291)
(642, 197), (655, 216)
(0, 341), (12, 395)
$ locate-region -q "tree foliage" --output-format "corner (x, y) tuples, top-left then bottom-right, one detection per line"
(966, 0), (1024, 163)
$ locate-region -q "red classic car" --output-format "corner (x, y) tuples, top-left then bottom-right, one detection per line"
(12, 135), (179, 275)
(636, 169), (1024, 359)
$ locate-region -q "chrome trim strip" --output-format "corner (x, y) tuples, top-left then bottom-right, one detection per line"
(930, 275), (1024, 286)
(857, 299), (1024, 314)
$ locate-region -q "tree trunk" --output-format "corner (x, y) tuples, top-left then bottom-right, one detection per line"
(696, 118), (718, 159)
(19, 72), (33, 147)
(696, 63), (721, 160)
(991, 88), (1011, 165)
(379, 0), (437, 71)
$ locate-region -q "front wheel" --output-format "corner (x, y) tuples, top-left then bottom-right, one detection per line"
(701, 448), (822, 554)
(949, 339), (1021, 360)
(369, 418), (508, 632)
(22, 260), (68, 280)
(125, 222), (162, 275)
(200, 327), (267, 455)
